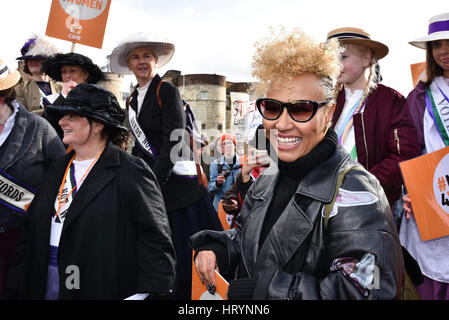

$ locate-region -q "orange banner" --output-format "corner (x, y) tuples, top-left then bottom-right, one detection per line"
(45, 0), (111, 49)
(400, 146), (449, 241)
(191, 251), (229, 300)
(410, 62), (426, 88)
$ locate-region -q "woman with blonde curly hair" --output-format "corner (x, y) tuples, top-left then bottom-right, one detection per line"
(190, 27), (404, 300)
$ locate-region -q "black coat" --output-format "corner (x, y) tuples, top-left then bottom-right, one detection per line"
(129, 74), (207, 212)
(8, 142), (176, 299)
(191, 147), (404, 299)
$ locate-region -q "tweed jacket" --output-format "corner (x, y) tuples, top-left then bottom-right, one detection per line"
(15, 78), (62, 116)
(0, 102), (65, 230)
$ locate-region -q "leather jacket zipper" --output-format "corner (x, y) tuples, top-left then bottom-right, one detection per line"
(394, 128), (401, 155)
(361, 112), (369, 169)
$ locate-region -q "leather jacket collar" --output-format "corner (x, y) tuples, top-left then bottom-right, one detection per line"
(251, 147), (350, 203)
(241, 147), (351, 277)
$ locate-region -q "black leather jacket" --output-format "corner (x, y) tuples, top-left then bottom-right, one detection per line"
(190, 147), (404, 299)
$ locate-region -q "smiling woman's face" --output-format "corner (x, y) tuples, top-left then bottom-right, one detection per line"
(263, 73), (333, 163)
(127, 46), (158, 84)
(61, 65), (89, 84)
(431, 39), (449, 77)
(58, 113), (92, 148)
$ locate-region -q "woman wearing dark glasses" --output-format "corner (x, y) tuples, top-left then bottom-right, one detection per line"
(190, 27), (404, 300)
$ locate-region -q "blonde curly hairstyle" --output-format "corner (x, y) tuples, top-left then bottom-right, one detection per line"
(251, 26), (343, 102)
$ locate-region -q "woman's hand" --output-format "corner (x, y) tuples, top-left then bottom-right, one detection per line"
(61, 80), (78, 97)
(222, 197), (239, 213)
(194, 250), (219, 288)
(241, 149), (270, 183)
(216, 174), (225, 186)
(403, 194), (412, 219)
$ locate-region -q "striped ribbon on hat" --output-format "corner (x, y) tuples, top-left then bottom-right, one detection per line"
(327, 32), (371, 41)
(0, 63), (8, 80)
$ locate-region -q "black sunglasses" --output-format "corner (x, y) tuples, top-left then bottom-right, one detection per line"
(256, 98), (329, 122)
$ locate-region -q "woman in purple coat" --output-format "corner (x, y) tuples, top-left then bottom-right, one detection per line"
(400, 12), (449, 300)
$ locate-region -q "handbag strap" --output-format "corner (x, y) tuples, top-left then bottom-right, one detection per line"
(156, 80), (164, 108)
(324, 165), (362, 230)
(156, 80), (203, 186)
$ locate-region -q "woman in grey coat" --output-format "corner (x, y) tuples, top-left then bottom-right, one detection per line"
(0, 58), (65, 297)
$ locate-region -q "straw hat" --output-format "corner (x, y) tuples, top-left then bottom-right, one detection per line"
(110, 32), (175, 75)
(409, 12), (449, 49)
(0, 59), (21, 91)
(327, 27), (389, 60)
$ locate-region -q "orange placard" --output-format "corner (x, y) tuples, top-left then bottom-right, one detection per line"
(191, 251), (229, 300)
(400, 146), (449, 241)
(45, 0), (111, 49)
(217, 200), (232, 230)
(410, 62), (426, 88)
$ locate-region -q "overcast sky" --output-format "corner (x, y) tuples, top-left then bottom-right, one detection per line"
(2, 0), (448, 95)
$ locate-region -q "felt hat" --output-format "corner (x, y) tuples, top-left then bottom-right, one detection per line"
(46, 83), (127, 131)
(327, 27), (389, 60)
(110, 32), (175, 75)
(0, 59), (21, 91)
(16, 34), (60, 60)
(42, 53), (105, 84)
(409, 12), (449, 49)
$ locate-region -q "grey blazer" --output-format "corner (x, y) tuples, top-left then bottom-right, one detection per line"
(0, 101), (65, 230)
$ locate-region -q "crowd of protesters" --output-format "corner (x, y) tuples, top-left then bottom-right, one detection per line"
(0, 11), (449, 300)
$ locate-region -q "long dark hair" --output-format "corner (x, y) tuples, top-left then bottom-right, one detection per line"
(86, 118), (130, 150)
(425, 41), (445, 85)
(101, 125), (130, 150)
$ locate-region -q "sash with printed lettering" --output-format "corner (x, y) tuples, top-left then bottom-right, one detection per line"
(127, 94), (200, 178)
(50, 163), (76, 247)
(425, 77), (449, 146)
(0, 169), (36, 214)
(127, 95), (158, 161)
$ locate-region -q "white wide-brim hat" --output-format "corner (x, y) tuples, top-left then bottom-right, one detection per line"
(0, 59), (21, 91)
(409, 12), (449, 49)
(110, 32), (175, 75)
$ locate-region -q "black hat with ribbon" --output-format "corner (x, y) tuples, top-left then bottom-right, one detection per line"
(46, 83), (127, 131)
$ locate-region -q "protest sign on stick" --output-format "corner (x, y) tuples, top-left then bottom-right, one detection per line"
(400, 146), (449, 241)
(410, 62), (426, 88)
(230, 92), (262, 144)
(46, 0), (111, 49)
